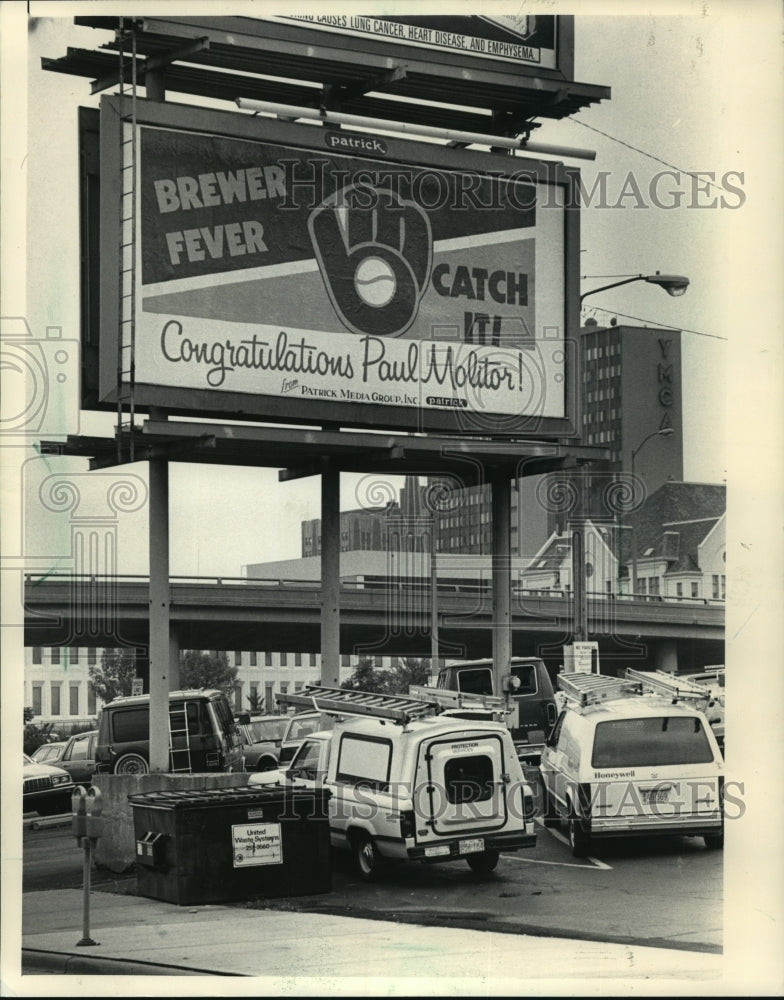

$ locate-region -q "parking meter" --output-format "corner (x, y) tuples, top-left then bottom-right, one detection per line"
(84, 787), (104, 843)
(71, 786), (87, 840)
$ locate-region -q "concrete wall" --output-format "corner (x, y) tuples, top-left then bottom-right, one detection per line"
(92, 772), (250, 873)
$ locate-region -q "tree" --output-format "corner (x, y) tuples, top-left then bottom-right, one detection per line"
(390, 657), (432, 691)
(341, 656), (393, 694)
(23, 706), (34, 723)
(341, 656), (432, 695)
(246, 690), (264, 713)
(180, 650), (238, 698)
(89, 647), (138, 704)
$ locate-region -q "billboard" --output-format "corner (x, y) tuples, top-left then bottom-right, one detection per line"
(268, 14), (560, 70)
(99, 97), (579, 436)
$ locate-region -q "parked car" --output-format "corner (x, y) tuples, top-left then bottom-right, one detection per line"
(30, 742), (66, 766)
(56, 730), (98, 787)
(539, 671), (725, 858)
(677, 669), (725, 751)
(249, 729), (332, 789)
(277, 710), (334, 766)
(264, 685), (537, 881)
(236, 713), (289, 771)
(95, 689), (245, 775)
(23, 753), (75, 816)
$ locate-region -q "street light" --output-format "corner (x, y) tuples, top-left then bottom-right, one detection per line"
(580, 272), (690, 305)
(630, 428), (675, 595)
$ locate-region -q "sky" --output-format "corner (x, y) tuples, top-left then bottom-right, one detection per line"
(7, 2), (767, 579)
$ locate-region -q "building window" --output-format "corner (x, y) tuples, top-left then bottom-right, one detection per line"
(235, 651), (242, 666)
(295, 681), (303, 691)
(50, 684), (61, 716)
(265, 683), (274, 709)
(676, 582), (683, 597)
(649, 577), (660, 596)
(720, 574), (726, 599)
(310, 653), (317, 668)
(87, 649), (96, 666)
(51, 647), (60, 665)
(691, 582), (699, 598)
(87, 686), (97, 715)
(249, 652), (257, 667)
(32, 685), (42, 716)
(69, 685), (79, 716)
(265, 652), (272, 666)
(341, 655), (350, 668)
(280, 652), (288, 667)
(294, 652), (302, 667)
(70, 647), (79, 664)
(280, 682), (289, 695)
(234, 685), (242, 712)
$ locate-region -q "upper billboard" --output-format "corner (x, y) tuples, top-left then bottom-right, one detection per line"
(98, 98), (579, 437)
(271, 14), (559, 69)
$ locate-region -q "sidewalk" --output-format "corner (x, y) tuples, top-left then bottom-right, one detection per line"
(14, 886), (726, 994)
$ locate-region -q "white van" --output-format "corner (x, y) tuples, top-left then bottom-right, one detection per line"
(261, 685), (537, 880)
(539, 671), (724, 857)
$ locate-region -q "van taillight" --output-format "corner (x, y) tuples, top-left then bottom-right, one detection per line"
(577, 782), (592, 817)
(400, 810), (415, 840)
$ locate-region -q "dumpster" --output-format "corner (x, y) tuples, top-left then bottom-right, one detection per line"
(128, 786), (332, 905)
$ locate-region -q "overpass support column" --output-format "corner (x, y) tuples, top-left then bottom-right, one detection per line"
(654, 639), (679, 674)
(491, 468), (512, 697)
(321, 465), (340, 686)
(148, 458), (170, 772)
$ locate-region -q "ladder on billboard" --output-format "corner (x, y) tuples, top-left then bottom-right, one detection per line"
(116, 17), (138, 463)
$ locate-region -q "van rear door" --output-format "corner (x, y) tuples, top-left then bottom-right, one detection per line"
(588, 715), (723, 830)
(416, 731), (508, 839)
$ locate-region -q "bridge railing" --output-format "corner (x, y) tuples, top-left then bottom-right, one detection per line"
(23, 572), (725, 607)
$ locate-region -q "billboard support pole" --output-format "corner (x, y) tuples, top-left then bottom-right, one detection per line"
(491, 468), (512, 697)
(321, 464), (340, 686)
(148, 453), (170, 772)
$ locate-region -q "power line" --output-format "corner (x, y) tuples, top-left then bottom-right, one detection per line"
(567, 118), (728, 195)
(583, 305), (728, 341)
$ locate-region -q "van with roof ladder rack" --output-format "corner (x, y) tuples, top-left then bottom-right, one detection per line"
(265, 684), (537, 881)
(539, 669), (724, 857)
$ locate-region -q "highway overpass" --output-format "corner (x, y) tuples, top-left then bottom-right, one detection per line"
(23, 573), (725, 672)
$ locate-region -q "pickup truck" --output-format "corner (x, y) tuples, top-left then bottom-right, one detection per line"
(434, 657), (558, 765)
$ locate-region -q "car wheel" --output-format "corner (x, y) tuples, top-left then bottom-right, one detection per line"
(704, 831), (724, 850)
(568, 817), (591, 859)
(352, 833), (386, 882)
(539, 778), (558, 828)
(466, 849), (500, 876)
(257, 757), (278, 772)
(114, 753), (149, 776)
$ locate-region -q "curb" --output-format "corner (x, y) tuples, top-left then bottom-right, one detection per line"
(22, 948), (241, 977)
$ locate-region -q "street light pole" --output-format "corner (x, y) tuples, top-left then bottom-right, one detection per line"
(580, 272), (689, 305)
(629, 428), (675, 595)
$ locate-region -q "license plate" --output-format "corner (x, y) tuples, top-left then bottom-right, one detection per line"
(459, 838), (484, 855)
(424, 845), (451, 858)
(642, 788), (670, 804)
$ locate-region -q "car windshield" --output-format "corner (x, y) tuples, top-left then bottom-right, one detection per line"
(246, 718), (288, 744)
(592, 716), (715, 768)
(23, 754), (34, 765)
(286, 716), (323, 741)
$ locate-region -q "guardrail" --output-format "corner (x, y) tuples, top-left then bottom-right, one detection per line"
(24, 572), (726, 607)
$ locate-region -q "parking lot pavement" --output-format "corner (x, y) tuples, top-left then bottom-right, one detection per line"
(15, 886), (727, 991)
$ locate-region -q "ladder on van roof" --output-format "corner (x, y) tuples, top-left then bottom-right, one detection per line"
(557, 672), (641, 710)
(407, 684), (508, 718)
(275, 684), (440, 725)
(624, 669), (714, 706)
